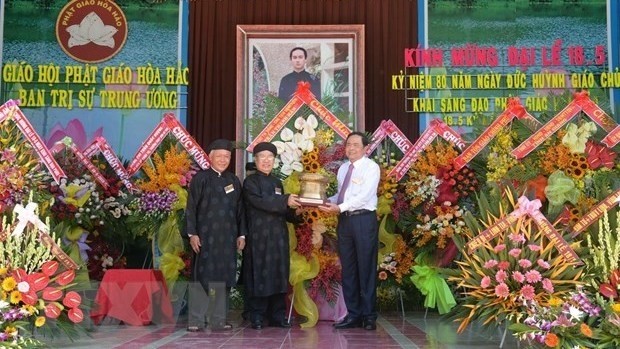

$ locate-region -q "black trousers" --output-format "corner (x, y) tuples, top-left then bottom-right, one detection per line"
(246, 293), (287, 323)
(337, 211), (379, 321)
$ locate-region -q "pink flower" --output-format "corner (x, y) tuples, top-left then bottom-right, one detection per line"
(494, 244), (506, 253)
(525, 270), (542, 283)
(519, 259), (533, 268)
(509, 233), (526, 244)
(494, 283), (510, 298)
(495, 270), (508, 283)
(542, 278), (554, 293)
(509, 248), (522, 258)
(0, 149), (16, 162)
(45, 119), (103, 151)
(527, 244), (541, 252)
(537, 259), (550, 269)
(484, 260), (499, 269)
(520, 284), (536, 300)
(498, 261), (511, 270)
(512, 271), (526, 283)
(481, 276), (491, 288)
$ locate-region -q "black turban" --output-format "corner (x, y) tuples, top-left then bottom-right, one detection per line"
(206, 139), (232, 153)
(253, 142), (277, 156)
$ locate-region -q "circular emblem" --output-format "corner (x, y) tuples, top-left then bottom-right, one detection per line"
(56, 0), (128, 63)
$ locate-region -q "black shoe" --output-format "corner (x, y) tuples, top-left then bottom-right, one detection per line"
(269, 320), (291, 328)
(334, 316), (362, 329)
(363, 319), (376, 330)
(251, 320), (263, 330)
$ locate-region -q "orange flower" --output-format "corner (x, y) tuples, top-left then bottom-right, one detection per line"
(525, 175), (548, 203)
(544, 333), (559, 347)
(378, 271), (388, 280)
(580, 323), (593, 338)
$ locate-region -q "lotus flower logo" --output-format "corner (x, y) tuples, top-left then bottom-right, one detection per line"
(56, 0), (128, 63)
(67, 12), (118, 49)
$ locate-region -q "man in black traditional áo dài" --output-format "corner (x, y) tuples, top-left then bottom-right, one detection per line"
(183, 139), (247, 332)
(242, 142), (302, 330)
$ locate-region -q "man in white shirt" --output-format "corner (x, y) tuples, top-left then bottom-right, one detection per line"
(319, 132), (380, 330)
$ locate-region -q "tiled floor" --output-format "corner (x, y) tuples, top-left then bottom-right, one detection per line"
(47, 311), (520, 349)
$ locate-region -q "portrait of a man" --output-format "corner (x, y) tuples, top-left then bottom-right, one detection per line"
(278, 46), (321, 102)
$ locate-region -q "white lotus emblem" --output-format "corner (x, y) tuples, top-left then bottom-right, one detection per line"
(66, 12), (118, 48)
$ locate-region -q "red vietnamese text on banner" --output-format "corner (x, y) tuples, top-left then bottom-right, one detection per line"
(246, 85), (308, 153)
(467, 196), (581, 265)
(365, 120), (415, 169)
(512, 92), (586, 159)
(246, 82), (352, 153)
(50, 140), (110, 190)
(84, 137), (137, 192)
(126, 114), (210, 176)
(0, 99), (66, 184)
(296, 82), (351, 140)
(387, 119), (466, 181)
(602, 125), (620, 148)
(512, 91), (618, 159)
(389, 120), (439, 180)
(576, 92), (618, 133)
(570, 189), (620, 237)
(432, 119), (467, 150)
(365, 120), (391, 155)
(453, 97), (541, 170)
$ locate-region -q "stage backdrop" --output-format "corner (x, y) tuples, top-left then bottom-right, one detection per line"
(187, 0), (419, 174)
(0, 0), (189, 159)
(415, 0), (617, 132)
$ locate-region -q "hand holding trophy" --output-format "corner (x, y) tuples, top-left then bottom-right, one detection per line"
(298, 172), (329, 206)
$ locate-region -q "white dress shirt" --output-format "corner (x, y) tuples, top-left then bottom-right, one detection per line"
(330, 156), (380, 213)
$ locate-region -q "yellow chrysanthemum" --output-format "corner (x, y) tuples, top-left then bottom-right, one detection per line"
(611, 303), (620, 313)
(4, 326), (17, 337)
(0, 267), (7, 276)
(35, 316), (46, 327)
(9, 290), (22, 304)
(1, 276), (16, 292)
(22, 304), (36, 315)
(548, 296), (563, 307)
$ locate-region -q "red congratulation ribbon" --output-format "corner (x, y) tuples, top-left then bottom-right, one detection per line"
(570, 189), (620, 237)
(467, 196), (581, 265)
(0, 100), (66, 183)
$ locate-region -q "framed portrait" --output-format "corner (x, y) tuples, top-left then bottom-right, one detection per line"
(235, 24), (365, 173)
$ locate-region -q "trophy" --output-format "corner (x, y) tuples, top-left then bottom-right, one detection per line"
(298, 172), (329, 206)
